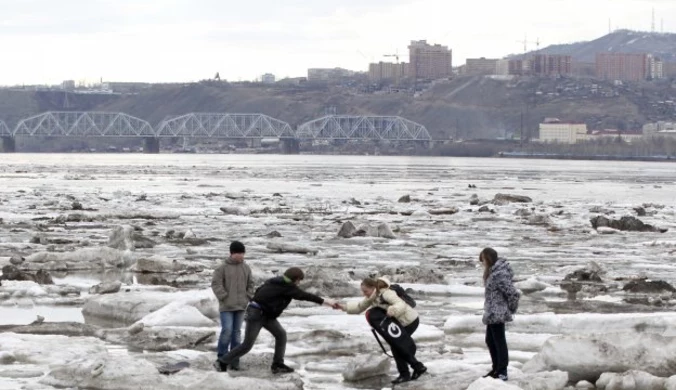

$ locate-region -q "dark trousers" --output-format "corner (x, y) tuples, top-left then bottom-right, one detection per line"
(218, 306), (287, 366)
(485, 323), (509, 376)
(390, 318), (421, 378)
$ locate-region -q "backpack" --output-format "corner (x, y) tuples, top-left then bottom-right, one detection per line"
(382, 284), (416, 308)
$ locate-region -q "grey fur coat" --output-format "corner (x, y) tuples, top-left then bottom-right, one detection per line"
(483, 258), (521, 325)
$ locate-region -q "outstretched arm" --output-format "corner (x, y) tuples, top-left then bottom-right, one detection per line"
(287, 286), (325, 305)
(345, 294), (376, 315)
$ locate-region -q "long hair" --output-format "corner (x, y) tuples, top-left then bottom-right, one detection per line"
(480, 247), (499, 283)
(362, 278), (388, 291)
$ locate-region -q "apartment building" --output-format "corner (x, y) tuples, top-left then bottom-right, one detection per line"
(261, 73), (275, 84)
(508, 59), (525, 76)
(307, 68), (354, 82)
(531, 54), (572, 76)
(495, 59), (510, 76)
(465, 58), (499, 75)
(594, 53), (662, 82)
(368, 62), (409, 83)
(408, 40), (453, 80)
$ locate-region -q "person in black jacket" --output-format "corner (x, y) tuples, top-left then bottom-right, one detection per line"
(214, 267), (337, 374)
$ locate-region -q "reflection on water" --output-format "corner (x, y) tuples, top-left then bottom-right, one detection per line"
(0, 305), (84, 325)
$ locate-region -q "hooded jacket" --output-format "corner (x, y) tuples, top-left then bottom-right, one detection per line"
(211, 257), (254, 312)
(345, 277), (418, 326)
(251, 276), (324, 319)
(483, 258), (520, 325)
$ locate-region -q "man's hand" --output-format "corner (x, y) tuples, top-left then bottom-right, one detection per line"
(323, 298), (337, 307)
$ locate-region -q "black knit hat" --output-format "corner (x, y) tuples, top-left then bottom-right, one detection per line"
(284, 267), (304, 282)
(229, 241), (245, 254)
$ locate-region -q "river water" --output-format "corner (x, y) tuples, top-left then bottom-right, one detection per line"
(1, 154), (675, 389)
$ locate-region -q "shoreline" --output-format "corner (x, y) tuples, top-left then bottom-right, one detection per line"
(497, 152), (676, 162)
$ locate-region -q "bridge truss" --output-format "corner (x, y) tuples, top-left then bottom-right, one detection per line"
(156, 113), (295, 138)
(296, 115), (431, 141)
(13, 112), (155, 137)
(0, 120), (10, 136)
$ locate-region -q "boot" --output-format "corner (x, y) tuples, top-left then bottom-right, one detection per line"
(391, 375), (411, 384)
(213, 360), (227, 372)
(412, 363), (427, 380)
(482, 369), (496, 378)
(271, 362), (294, 374)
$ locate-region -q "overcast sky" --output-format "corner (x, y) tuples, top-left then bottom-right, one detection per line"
(1, 0), (674, 85)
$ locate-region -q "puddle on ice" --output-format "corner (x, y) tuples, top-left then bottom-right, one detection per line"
(52, 270), (135, 290)
(0, 305), (84, 325)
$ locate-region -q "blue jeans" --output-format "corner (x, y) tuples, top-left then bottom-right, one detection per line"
(217, 310), (245, 367)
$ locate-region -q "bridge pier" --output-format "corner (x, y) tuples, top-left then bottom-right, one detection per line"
(1, 137), (16, 153)
(281, 139), (300, 154)
(144, 138), (160, 154)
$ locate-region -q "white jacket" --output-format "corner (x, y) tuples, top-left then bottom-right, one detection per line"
(345, 277), (418, 326)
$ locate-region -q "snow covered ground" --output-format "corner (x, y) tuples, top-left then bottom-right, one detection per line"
(1, 154), (676, 390)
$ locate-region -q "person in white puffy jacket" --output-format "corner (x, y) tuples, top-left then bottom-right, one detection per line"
(337, 277), (427, 384)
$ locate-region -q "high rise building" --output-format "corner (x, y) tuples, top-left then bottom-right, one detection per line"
(495, 59), (510, 76)
(307, 68), (354, 82)
(665, 62), (676, 78)
(508, 59), (525, 76)
(595, 53), (650, 82)
(368, 62), (409, 83)
(532, 54), (572, 76)
(408, 40), (453, 80)
(465, 58), (499, 75)
(261, 73), (276, 84)
(647, 56), (664, 79)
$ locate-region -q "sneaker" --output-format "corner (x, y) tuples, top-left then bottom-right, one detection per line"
(482, 370), (496, 378)
(271, 363), (294, 374)
(213, 361), (227, 372)
(411, 364), (427, 380)
(391, 375), (411, 384)
(498, 374), (508, 381)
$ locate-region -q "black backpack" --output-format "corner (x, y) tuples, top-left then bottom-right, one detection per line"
(382, 284), (416, 308)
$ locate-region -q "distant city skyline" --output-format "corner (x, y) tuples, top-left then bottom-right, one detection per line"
(1, 0), (675, 85)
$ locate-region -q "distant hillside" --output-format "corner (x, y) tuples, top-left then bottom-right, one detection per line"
(524, 30), (676, 62)
(1, 74), (674, 142)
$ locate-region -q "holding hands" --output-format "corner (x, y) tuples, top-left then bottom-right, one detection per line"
(322, 298), (346, 311)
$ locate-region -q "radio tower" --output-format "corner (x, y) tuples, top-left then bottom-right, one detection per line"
(651, 8), (655, 32)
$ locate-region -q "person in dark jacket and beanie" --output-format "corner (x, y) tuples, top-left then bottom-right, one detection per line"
(214, 267), (337, 374)
(480, 247), (520, 381)
(211, 241), (254, 370)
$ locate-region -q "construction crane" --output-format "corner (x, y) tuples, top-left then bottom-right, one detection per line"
(384, 52), (400, 64)
(517, 35), (540, 53)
